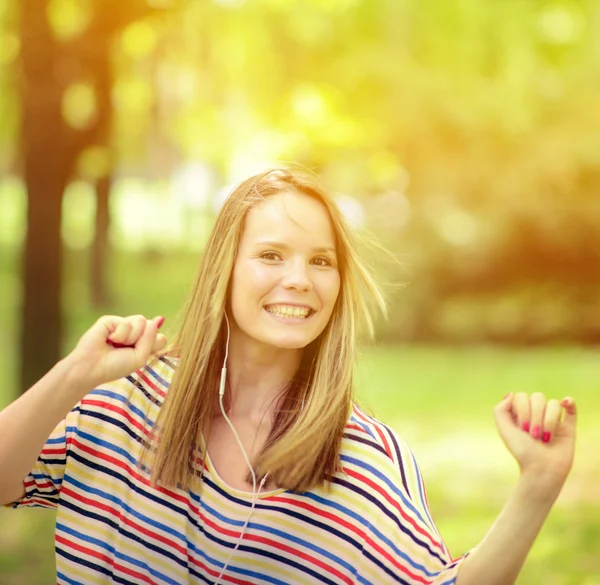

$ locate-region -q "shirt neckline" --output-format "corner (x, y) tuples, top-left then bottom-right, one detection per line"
(203, 449), (287, 500)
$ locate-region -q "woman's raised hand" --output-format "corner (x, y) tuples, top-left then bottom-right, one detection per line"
(494, 392), (577, 496)
(67, 315), (168, 389)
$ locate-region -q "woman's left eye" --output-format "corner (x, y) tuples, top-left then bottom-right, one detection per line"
(312, 256), (332, 267)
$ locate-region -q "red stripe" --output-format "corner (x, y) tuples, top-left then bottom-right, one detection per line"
(194, 507), (353, 585)
(137, 370), (166, 398)
(342, 466), (443, 552)
(246, 532), (353, 585)
(71, 437), (188, 505)
(55, 533), (158, 584)
(81, 399), (151, 437)
(42, 447), (65, 456)
(20, 498), (54, 508)
(61, 485), (187, 557)
(352, 408), (393, 458)
(346, 423), (367, 433)
(269, 495), (428, 583)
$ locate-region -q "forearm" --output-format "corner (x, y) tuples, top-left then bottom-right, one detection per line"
(456, 474), (562, 585)
(0, 357), (92, 504)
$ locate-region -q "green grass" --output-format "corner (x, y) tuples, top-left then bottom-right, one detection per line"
(1, 247), (599, 583)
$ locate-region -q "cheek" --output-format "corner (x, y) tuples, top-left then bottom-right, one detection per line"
(231, 262), (277, 305)
(318, 273), (341, 311)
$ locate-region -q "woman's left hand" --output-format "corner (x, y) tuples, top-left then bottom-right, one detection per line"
(493, 392), (577, 496)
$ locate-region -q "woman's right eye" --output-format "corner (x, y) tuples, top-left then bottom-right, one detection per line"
(260, 251), (282, 261)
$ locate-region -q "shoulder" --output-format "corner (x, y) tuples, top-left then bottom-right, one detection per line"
(77, 354), (177, 425)
(344, 404), (408, 463)
(340, 404), (417, 498)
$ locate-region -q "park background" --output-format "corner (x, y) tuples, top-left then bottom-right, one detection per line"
(0, 0), (599, 583)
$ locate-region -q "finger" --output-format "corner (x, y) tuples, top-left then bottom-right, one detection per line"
(542, 399), (561, 443)
(134, 317), (163, 359)
(494, 392), (515, 418)
(560, 397), (577, 430)
(513, 392), (530, 432)
(122, 315), (146, 346)
(107, 320), (133, 344)
(529, 392), (547, 440)
(152, 333), (168, 353)
(493, 393), (521, 444)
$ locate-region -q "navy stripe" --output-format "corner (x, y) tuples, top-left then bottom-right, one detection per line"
(380, 424), (410, 497)
(330, 476), (446, 565)
(77, 409), (150, 448)
(343, 432), (389, 458)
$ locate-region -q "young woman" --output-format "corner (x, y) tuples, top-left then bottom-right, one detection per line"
(1, 169), (577, 585)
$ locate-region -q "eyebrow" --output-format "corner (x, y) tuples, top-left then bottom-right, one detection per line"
(254, 240), (337, 255)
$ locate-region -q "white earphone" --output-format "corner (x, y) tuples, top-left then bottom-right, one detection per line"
(213, 313), (269, 585)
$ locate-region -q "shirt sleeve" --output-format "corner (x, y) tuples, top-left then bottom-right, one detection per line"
(358, 423), (469, 585)
(7, 405), (81, 511)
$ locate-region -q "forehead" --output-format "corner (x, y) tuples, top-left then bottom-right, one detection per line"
(241, 191), (337, 247)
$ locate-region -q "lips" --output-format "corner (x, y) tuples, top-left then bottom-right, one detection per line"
(264, 304), (315, 319)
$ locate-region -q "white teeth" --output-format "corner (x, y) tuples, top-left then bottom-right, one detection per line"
(266, 305), (311, 319)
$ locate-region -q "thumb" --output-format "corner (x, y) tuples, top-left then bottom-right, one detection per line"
(493, 393), (520, 442)
(560, 397), (577, 431)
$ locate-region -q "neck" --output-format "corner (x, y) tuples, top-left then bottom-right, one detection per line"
(223, 329), (303, 424)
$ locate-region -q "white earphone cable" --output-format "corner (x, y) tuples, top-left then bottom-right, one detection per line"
(213, 313), (268, 585)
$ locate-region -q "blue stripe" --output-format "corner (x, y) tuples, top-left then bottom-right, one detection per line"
(89, 388), (147, 421)
(32, 471), (63, 486)
(146, 365), (169, 388)
(341, 453), (430, 527)
(303, 490), (441, 578)
(190, 491), (355, 575)
(74, 428), (139, 467)
(410, 450), (438, 534)
(57, 522), (181, 585)
(349, 412), (377, 440)
(64, 474), (187, 544)
(56, 571), (84, 585)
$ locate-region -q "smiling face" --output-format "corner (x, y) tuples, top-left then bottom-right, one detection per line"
(229, 190), (341, 353)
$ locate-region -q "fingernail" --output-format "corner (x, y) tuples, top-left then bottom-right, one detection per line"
(522, 421), (530, 432)
(157, 316), (165, 329)
(543, 432), (551, 443)
(503, 393), (511, 400)
(532, 425), (541, 439)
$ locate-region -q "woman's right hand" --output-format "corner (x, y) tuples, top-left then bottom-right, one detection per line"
(66, 315), (168, 389)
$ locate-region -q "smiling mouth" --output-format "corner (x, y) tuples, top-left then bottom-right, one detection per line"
(264, 305), (315, 320)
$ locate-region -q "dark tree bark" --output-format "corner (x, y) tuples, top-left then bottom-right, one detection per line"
(92, 173), (112, 308)
(18, 0), (161, 394)
(18, 1), (81, 393)
(90, 39), (113, 309)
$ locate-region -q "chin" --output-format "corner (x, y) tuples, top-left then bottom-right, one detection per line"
(268, 337), (312, 350)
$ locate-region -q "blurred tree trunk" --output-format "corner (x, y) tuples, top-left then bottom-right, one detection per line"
(92, 174), (112, 308)
(18, 0), (78, 394)
(18, 0), (159, 395)
(90, 44), (113, 309)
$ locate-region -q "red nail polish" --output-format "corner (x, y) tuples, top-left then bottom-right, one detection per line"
(542, 432), (551, 443)
(532, 425), (541, 439)
(157, 316), (165, 329)
(522, 421), (530, 432)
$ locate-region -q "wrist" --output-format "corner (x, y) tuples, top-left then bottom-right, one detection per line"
(58, 354), (97, 398)
(517, 467), (565, 505)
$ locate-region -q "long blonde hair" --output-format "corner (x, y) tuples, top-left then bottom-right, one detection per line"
(148, 168), (386, 493)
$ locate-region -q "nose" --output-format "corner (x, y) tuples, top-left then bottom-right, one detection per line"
(281, 258), (312, 292)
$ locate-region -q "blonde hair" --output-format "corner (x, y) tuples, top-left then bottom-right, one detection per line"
(147, 168), (386, 493)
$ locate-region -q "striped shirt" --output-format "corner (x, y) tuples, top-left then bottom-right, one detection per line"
(9, 356), (466, 584)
